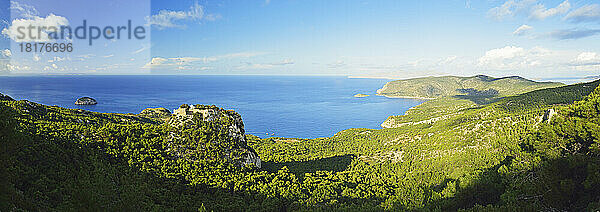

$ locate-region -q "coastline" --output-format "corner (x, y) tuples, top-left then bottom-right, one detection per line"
(375, 94), (435, 100)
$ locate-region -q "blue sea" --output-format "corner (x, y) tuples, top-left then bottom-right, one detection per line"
(0, 75), (424, 138)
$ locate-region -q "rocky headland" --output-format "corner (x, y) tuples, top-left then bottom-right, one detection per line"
(167, 104), (261, 168)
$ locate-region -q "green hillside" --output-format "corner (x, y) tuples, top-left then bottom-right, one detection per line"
(376, 75), (564, 98)
(1, 79), (600, 211)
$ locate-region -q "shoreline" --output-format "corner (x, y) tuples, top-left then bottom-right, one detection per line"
(375, 94), (435, 100)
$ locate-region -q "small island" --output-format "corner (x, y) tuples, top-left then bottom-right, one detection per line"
(75, 97), (97, 105)
(354, 93), (370, 98)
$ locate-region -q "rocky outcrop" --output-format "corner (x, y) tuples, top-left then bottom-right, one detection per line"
(381, 117), (399, 128)
(168, 104), (261, 168)
(0, 93), (14, 101)
(75, 97), (97, 105)
(381, 115), (450, 128)
(354, 93), (370, 98)
(139, 107), (171, 119)
(541, 109), (557, 124)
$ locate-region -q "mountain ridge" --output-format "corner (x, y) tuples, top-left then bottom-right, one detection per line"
(376, 75), (563, 99)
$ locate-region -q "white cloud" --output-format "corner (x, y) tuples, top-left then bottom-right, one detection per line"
(565, 4), (600, 23)
(146, 1), (219, 29)
(47, 56), (66, 63)
(513, 24), (533, 36)
(144, 57), (212, 70)
(571, 52), (600, 66)
(269, 58), (294, 65)
(10, 1), (39, 19)
(530, 0), (570, 20)
(76, 54), (95, 60)
(488, 0), (569, 21)
(132, 45), (150, 54)
(1, 49), (11, 58)
(2, 14), (69, 42)
(477, 46), (557, 71)
(576, 52), (598, 62)
(143, 52), (266, 70)
(235, 59), (295, 70)
(7, 64), (31, 72)
(569, 52), (600, 71)
(102, 54), (114, 58)
(487, 0), (536, 21)
(479, 46), (525, 62)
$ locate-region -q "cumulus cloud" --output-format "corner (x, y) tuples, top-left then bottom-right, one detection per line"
(146, 1), (219, 29)
(530, 0), (570, 20)
(565, 4), (600, 23)
(2, 14), (69, 42)
(513, 24), (533, 36)
(571, 52), (600, 66)
(475, 46), (600, 74)
(477, 46), (556, 71)
(568, 52), (600, 71)
(547, 28), (600, 40)
(2, 2), (70, 42)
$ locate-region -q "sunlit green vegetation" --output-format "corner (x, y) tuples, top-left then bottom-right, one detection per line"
(376, 75), (563, 98)
(1, 79), (600, 211)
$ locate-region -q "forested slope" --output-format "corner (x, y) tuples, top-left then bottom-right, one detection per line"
(1, 79), (600, 211)
(376, 75), (563, 98)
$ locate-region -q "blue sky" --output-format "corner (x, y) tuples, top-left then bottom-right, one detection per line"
(2, 0), (600, 80)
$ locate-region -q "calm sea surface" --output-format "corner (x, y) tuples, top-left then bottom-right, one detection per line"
(0, 75), (424, 138)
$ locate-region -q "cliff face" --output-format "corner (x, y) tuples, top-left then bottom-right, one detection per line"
(169, 104), (261, 168)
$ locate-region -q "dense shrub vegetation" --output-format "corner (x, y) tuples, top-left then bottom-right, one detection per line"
(376, 75), (563, 98)
(1, 79), (600, 211)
